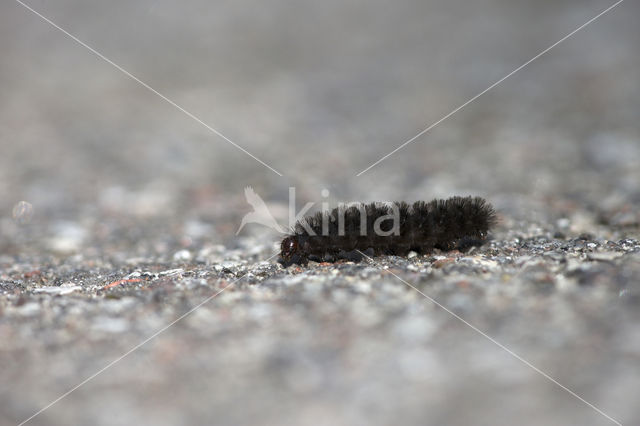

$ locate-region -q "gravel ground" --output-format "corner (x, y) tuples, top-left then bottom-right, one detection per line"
(2, 1), (640, 425)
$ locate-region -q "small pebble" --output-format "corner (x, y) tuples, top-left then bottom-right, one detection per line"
(12, 201), (34, 225)
(173, 249), (192, 262)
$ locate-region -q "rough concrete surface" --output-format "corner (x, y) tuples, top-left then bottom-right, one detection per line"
(1, 1), (639, 425)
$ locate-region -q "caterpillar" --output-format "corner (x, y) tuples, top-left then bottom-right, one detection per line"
(279, 196), (496, 266)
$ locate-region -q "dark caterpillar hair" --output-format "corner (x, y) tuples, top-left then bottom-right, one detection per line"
(279, 196), (496, 266)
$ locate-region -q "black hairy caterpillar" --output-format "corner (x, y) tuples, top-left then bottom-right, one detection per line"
(279, 196), (496, 266)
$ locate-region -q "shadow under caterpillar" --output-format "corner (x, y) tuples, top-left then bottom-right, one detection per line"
(279, 196), (496, 266)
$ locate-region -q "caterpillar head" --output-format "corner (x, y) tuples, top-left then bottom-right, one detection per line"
(280, 236), (300, 263)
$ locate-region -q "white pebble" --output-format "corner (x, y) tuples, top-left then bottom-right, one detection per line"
(173, 250), (192, 261)
(12, 201), (34, 225)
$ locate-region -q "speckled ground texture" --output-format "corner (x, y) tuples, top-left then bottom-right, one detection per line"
(1, 1), (640, 425)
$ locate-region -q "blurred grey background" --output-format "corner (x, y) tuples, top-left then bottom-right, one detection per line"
(2, 0), (638, 235)
(1, 1), (640, 425)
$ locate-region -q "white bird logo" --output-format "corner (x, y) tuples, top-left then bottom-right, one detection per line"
(236, 186), (285, 235)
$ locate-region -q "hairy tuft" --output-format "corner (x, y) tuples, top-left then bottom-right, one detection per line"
(279, 196), (496, 266)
